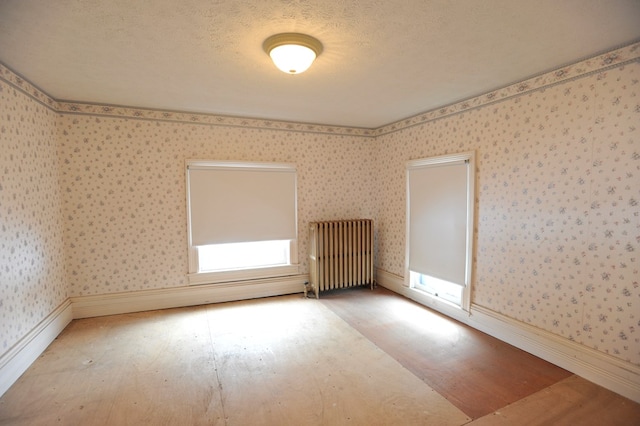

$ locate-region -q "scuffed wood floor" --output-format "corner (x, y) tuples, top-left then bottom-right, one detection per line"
(320, 287), (640, 425)
(1, 287), (639, 425)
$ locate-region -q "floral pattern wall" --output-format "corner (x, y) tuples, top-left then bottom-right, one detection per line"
(375, 46), (639, 366)
(0, 72), (67, 354)
(0, 42), (637, 373)
(58, 116), (377, 296)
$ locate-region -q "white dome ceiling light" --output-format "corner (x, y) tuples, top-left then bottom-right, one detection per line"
(263, 33), (323, 75)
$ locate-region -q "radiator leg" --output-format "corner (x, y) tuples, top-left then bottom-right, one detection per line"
(303, 281), (321, 299)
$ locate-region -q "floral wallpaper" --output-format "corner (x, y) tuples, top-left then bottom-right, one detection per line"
(375, 50), (639, 365)
(0, 77), (67, 354)
(0, 42), (638, 374)
(58, 117), (377, 296)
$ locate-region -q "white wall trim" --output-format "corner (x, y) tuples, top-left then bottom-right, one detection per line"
(71, 274), (307, 319)
(0, 299), (73, 397)
(5, 271), (638, 403)
(1, 276), (306, 398)
(188, 264), (300, 285)
(375, 268), (640, 403)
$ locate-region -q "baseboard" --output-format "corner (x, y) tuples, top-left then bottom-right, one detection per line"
(0, 275), (306, 398)
(0, 299), (73, 397)
(71, 274), (308, 319)
(6, 272), (638, 403)
(375, 268), (640, 403)
(468, 304), (640, 403)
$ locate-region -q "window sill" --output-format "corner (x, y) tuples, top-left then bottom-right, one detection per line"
(408, 286), (464, 311)
(188, 264), (300, 285)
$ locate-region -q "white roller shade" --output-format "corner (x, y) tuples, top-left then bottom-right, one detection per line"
(187, 161), (297, 246)
(407, 160), (468, 286)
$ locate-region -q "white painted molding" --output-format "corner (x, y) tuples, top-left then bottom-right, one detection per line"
(1, 276), (306, 398)
(4, 270), (638, 403)
(375, 268), (640, 403)
(188, 264), (300, 285)
(376, 269), (472, 323)
(71, 274), (307, 319)
(469, 304), (640, 403)
(0, 299), (73, 398)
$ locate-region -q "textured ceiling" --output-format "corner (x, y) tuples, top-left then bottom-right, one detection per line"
(1, 0), (639, 128)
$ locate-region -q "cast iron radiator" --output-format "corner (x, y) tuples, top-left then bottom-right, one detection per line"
(308, 219), (374, 298)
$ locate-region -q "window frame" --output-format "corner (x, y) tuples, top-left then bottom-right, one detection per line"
(185, 160), (299, 285)
(404, 151), (475, 311)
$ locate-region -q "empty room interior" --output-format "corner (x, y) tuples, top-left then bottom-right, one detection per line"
(1, 1), (640, 424)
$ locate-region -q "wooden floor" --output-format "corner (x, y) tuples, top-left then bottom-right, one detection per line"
(1, 287), (639, 425)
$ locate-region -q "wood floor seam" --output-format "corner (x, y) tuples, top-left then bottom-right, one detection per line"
(0, 289), (638, 425)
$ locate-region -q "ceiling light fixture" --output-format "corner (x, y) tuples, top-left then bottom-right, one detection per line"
(263, 33), (323, 75)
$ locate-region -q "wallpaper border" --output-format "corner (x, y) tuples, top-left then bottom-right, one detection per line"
(373, 41), (640, 136)
(0, 62), (374, 137)
(1, 41), (638, 137)
(55, 101), (377, 137)
(0, 63), (58, 111)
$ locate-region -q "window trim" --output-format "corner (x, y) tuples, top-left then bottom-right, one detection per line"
(185, 160), (299, 285)
(188, 263), (299, 285)
(404, 151), (475, 311)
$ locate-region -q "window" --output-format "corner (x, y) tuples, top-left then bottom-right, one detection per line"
(198, 240), (290, 272)
(409, 271), (463, 306)
(186, 160), (299, 285)
(405, 152), (475, 310)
